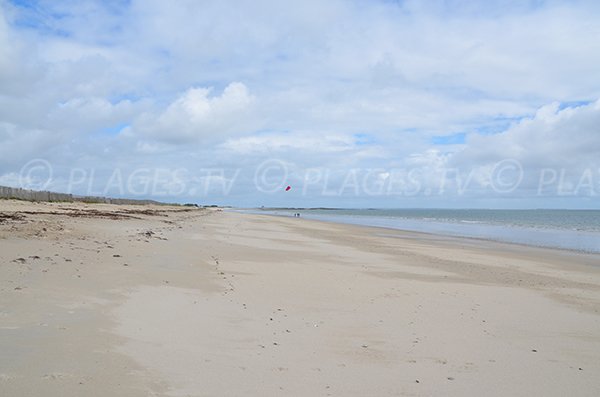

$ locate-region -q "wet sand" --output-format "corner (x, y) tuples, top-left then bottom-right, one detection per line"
(1, 200), (600, 396)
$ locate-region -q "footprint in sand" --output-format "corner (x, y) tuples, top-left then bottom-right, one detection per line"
(42, 373), (74, 380)
(0, 373), (19, 381)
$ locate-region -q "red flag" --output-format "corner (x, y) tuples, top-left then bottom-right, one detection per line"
(285, 185), (291, 191)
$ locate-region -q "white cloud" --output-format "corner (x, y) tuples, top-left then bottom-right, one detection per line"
(49, 96), (134, 131)
(132, 82), (255, 143)
(403, 100), (600, 196)
(222, 132), (357, 154)
(0, 122), (55, 168)
(453, 100), (600, 169)
(1, 0), (600, 206)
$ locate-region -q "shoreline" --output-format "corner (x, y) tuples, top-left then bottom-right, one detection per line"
(2, 200), (600, 396)
(240, 209), (600, 255)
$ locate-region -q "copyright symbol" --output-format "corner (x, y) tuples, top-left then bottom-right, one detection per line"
(254, 159), (288, 193)
(490, 159), (523, 194)
(19, 159), (53, 190)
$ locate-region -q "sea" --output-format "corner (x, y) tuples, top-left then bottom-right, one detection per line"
(243, 208), (600, 254)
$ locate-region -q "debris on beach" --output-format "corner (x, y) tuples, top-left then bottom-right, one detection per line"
(0, 212), (25, 224)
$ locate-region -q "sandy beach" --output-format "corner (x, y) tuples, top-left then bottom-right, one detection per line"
(1, 200), (600, 396)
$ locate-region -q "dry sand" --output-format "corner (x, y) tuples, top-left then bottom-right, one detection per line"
(1, 200), (600, 396)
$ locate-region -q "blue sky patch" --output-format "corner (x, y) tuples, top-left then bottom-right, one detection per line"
(432, 133), (466, 145)
(99, 123), (129, 136)
(559, 100), (592, 110)
(354, 133), (377, 145)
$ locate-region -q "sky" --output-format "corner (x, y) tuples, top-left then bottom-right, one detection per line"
(1, 0), (599, 208)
